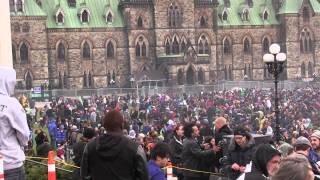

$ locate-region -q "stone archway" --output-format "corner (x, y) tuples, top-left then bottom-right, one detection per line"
(25, 71), (33, 90)
(186, 66), (195, 85)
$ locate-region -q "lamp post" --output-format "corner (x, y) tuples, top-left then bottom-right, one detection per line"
(263, 43), (286, 144)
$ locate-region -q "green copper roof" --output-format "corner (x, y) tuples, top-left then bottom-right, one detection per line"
(42, 0), (125, 28)
(279, 0), (320, 14)
(11, 0), (46, 16)
(217, 0), (279, 26)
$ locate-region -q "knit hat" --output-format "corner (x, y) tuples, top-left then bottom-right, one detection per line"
(295, 136), (312, 147)
(233, 126), (250, 138)
(311, 130), (320, 140)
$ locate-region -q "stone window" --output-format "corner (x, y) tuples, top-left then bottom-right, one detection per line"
(303, 7), (310, 22)
(244, 64), (251, 79)
(229, 65), (232, 80)
(20, 42), (29, 63)
(264, 65), (272, 80)
(172, 36), (179, 54)
(198, 68), (205, 84)
(57, 42), (66, 60)
(13, 23), (20, 33)
(300, 28), (313, 53)
(136, 36), (147, 57)
(106, 41), (114, 58)
(57, 12), (64, 24)
(58, 72), (63, 89)
(198, 35), (209, 54)
(25, 71), (33, 90)
(137, 16), (143, 28)
(242, 9), (249, 21)
(301, 62), (306, 77)
(68, 0), (76, 7)
(243, 37), (251, 53)
(81, 10), (89, 23)
(168, 3), (181, 27)
(308, 62), (313, 77)
(22, 23), (30, 32)
(107, 71), (111, 85)
(165, 39), (170, 55)
(63, 72), (68, 88)
(222, 10), (228, 21)
(107, 12), (113, 23)
(17, 0), (23, 12)
(263, 10), (269, 21)
(88, 72), (92, 88)
(12, 45), (16, 64)
(177, 69), (184, 85)
(223, 38), (231, 54)
(181, 38), (187, 53)
(83, 71), (93, 88)
(10, 0), (15, 12)
(262, 37), (269, 53)
(82, 41), (91, 59)
(200, 16), (207, 27)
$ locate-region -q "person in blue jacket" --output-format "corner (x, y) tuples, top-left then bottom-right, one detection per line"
(148, 142), (171, 180)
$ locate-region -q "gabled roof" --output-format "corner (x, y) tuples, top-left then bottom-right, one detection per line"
(18, 0), (125, 28)
(278, 0), (320, 14)
(11, 0), (46, 17)
(217, 0), (279, 26)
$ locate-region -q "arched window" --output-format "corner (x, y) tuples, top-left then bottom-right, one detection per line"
(10, 0), (15, 12)
(57, 12), (64, 24)
(68, 0), (76, 7)
(25, 71), (33, 90)
(137, 16), (143, 28)
(20, 43), (29, 63)
(107, 12), (113, 23)
(136, 36), (147, 57)
(106, 41), (114, 58)
(181, 38), (186, 53)
(198, 68), (205, 84)
(22, 23), (30, 33)
(222, 10), (228, 21)
(172, 37), (179, 54)
(17, 0), (23, 12)
(303, 7), (310, 22)
(13, 23), (20, 33)
(262, 37), (270, 53)
(300, 28), (313, 53)
(308, 62), (313, 77)
(242, 9), (249, 21)
(223, 38), (231, 54)
(57, 42), (66, 60)
(82, 41), (91, 59)
(12, 45), (16, 63)
(168, 3), (181, 27)
(243, 37), (251, 53)
(200, 16), (206, 27)
(81, 10), (89, 23)
(301, 62), (306, 77)
(198, 35), (209, 54)
(88, 72), (92, 88)
(263, 10), (269, 20)
(107, 71), (111, 85)
(165, 39), (170, 55)
(63, 72), (68, 88)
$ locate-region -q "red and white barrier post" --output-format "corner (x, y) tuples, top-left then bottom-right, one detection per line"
(0, 155), (4, 180)
(48, 151), (56, 180)
(167, 162), (173, 180)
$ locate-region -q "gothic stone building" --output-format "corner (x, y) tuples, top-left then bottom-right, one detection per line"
(10, 0), (320, 89)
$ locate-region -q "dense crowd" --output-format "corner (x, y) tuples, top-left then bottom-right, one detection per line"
(23, 87), (320, 180)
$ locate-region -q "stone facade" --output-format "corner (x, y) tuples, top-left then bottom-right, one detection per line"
(10, 0), (320, 89)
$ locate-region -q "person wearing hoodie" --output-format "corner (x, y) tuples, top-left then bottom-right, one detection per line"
(0, 67), (30, 179)
(224, 126), (255, 180)
(237, 144), (281, 180)
(81, 110), (148, 180)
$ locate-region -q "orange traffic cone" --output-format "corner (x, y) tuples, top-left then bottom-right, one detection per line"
(167, 162), (173, 179)
(48, 151), (56, 180)
(0, 155), (4, 180)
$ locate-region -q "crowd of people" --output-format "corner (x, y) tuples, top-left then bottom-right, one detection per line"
(2, 73), (320, 180)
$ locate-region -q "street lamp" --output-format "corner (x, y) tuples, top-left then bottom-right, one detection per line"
(263, 43), (286, 144)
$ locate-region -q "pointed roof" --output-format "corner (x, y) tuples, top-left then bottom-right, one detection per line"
(11, 0), (46, 16)
(279, 0), (320, 14)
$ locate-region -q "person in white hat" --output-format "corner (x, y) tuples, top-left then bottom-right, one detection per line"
(311, 131), (320, 157)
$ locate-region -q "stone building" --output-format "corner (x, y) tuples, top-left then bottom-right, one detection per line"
(9, 0), (320, 89)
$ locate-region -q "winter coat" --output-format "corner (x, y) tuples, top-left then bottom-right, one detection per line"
(148, 160), (166, 180)
(48, 120), (57, 138)
(224, 135), (255, 180)
(182, 137), (215, 179)
(169, 135), (183, 165)
(215, 124), (233, 165)
(56, 130), (67, 145)
(81, 132), (148, 180)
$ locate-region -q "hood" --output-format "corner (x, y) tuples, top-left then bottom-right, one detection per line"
(252, 144), (281, 176)
(0, 67), (16, 96)
(228, 133), (255, 151)
(95, 134), (128, 160)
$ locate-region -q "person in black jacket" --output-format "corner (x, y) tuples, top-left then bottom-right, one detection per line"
(224, 126), (255, 180)
(80, 110), (148, 180)
(182, 123), (218, 180)
(169, 124), (184, 180)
